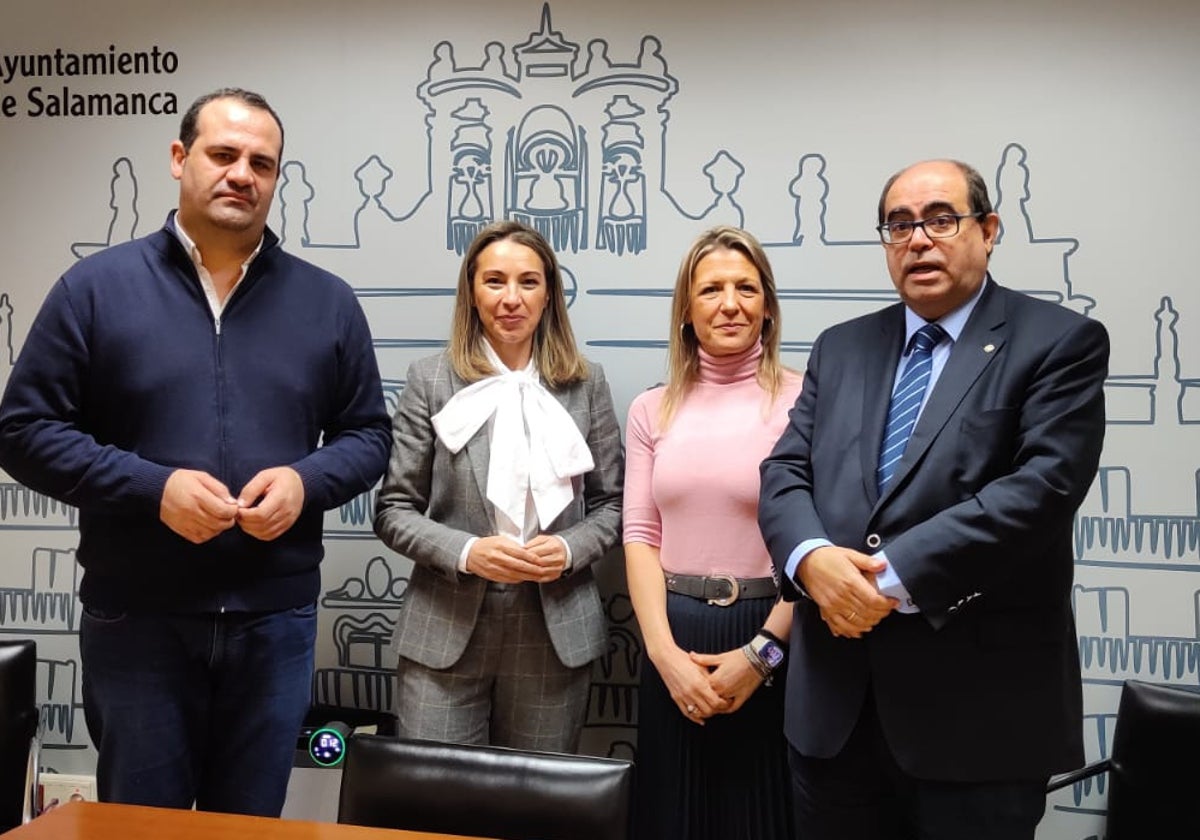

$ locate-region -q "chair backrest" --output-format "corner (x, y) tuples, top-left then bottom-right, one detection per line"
(1106, 679), (1200, 839)
(338, 735), (633, 840)
(0, 640), (37, 833)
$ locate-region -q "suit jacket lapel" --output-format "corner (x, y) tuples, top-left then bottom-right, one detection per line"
(549, 379), (585, 431)
(861, 305), (907, 504)
(880, 280), (1008, 504)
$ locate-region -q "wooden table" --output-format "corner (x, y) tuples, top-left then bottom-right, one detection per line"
(0, 801), (495, 839)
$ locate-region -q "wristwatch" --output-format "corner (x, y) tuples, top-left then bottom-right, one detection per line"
(749, 631), (785, 672)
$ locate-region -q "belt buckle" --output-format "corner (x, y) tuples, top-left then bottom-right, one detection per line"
(706, 573), (739, 607)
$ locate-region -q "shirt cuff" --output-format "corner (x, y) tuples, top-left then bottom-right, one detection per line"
(785, 538), (833, 591)
(873, 550), (919, 613)
(554, 534), (573, 571)
(457, 537), (478, 574)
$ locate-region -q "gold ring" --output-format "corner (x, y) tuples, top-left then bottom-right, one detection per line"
(686, 704), (697, 714)
(847, 610), (857, 621)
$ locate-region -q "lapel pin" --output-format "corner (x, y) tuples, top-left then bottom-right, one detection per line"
(983, 344), (995, 353)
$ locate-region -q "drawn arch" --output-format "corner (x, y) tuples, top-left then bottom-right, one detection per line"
(506, 104), (588, 252)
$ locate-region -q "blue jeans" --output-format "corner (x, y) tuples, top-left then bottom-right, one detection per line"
(80, 604), (317, 816)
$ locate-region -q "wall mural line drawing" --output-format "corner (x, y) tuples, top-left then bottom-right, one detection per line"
(69, 157), (141, 260)
(0, 6), (1195, 833)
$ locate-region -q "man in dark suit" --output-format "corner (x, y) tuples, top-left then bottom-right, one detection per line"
(758, 159), (1108, 839)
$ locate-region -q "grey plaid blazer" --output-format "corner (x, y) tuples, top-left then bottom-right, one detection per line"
(374, 351), (624, 669)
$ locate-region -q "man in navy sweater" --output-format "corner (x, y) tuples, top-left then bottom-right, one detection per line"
(0, 88), (391, 816)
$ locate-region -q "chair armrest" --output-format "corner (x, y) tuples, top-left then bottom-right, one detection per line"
(22, 712), (41, 822)
(1046, 758), (1110, 793)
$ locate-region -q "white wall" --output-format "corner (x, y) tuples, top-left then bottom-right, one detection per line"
(3, 2), (1198, 835)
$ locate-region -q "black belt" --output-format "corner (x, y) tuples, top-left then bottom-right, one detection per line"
(663, 573), (777, 606)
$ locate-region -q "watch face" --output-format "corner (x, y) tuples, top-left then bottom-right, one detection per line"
(761, 641), (785, 669)
(309, 728), (346, 767)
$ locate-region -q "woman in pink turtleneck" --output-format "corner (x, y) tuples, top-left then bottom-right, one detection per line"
(624, 226), (802, 839)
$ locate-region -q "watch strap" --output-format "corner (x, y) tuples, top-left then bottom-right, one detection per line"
(756, 628), (785, 648)
(741, 643), (771, 680)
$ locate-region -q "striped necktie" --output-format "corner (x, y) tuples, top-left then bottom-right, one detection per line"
(877, 323), (947, 494)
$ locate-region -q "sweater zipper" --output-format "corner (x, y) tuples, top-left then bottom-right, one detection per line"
(213, 301), (227, 490)
(212, 261), (255, 485)
(212, 309), (228, 617)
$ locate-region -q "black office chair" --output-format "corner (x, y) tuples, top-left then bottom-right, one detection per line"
(302, 704), (397, 736)
(1047, 679), (1200, 838)
(338, 735), (633, 840)
(0, 640), (39, 832)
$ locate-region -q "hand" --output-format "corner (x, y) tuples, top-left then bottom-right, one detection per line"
(689, 648), (764, 714)
(160, 469), (238, 544)
(523, 534), (568, 582)
(650, 645), (730, 725)
(236, 467), (305, 541)
(798, 546), (897, 639)
(466, 536), (549, 583)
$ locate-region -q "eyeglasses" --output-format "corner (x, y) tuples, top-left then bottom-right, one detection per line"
(876, 213), (983, 244)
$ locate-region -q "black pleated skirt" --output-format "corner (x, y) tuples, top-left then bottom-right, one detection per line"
(634, 592), (796, 839)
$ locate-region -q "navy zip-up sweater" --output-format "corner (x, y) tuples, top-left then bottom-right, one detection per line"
(0, 214), (391, 613)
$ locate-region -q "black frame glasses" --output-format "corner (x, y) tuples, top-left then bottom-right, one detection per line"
(876, 212), (983, 244)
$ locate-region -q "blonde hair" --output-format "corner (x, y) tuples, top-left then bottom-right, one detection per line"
(448, 220), (588, 388)
(659, 225), (786, 428)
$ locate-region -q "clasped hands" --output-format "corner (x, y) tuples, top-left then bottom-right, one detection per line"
(798, 546), (898, 639)
(159, 467), (305, 544)
(465, 534), (568, 584)
(660, 644), (766, 726)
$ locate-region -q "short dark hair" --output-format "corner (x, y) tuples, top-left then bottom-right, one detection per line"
(178, 88), (285, 160)
(877, 159), (993, 224)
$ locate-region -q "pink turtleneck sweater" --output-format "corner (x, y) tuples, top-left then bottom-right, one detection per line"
(623, 344), (803, 579)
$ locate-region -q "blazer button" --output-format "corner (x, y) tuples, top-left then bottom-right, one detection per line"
(866, 534), (882, 550)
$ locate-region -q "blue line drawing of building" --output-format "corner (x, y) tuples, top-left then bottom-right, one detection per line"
(37, 657), (85, 756)
(0, 546), (87, 754)
(0, 5), (1194, 813)
(315, 555), (406, 711)
(417, 4), (677, 257)
(1049, 296), (1199, 826)
(69, 158), (140, 260)
(0, 548), (78, 635)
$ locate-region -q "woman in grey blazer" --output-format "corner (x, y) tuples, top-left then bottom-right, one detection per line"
(374, 220), (623, 751)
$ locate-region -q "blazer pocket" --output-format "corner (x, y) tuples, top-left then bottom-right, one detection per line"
(976, 611), (1065, 650)
(953, 408), (1017, 487)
